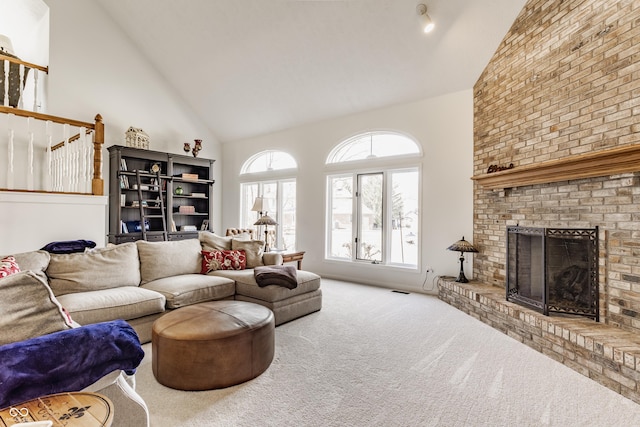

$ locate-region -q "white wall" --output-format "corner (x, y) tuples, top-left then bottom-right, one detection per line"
(0, 193), (107, 255)
(0, 0), (224, 254)
(222, 90), (475, 293)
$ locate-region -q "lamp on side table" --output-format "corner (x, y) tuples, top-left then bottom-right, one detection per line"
(254, 215), (278, 252)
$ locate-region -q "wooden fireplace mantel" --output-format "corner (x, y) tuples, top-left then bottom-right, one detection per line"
(471, 144), (640, 190)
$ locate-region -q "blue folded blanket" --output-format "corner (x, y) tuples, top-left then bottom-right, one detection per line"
(0, 319), (144, 409)
(40, 239), (96, 254)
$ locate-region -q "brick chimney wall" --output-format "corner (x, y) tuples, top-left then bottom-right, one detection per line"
(473, 0), (640, 332)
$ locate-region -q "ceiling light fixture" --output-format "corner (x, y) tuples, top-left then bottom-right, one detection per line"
(416, 4), (434, 33)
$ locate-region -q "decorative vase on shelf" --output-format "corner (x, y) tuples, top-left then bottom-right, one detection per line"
(192, 139), (202, 157)
(175, 186), (183, 195)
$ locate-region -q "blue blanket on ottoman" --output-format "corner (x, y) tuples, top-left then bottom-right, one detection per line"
(0, 319), (144, 409)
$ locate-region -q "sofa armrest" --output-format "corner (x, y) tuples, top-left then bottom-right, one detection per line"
(263, 252), (283, 266)
(84, 371), (149, 427)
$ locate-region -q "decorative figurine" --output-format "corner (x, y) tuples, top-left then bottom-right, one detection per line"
(125, 127), (150, 149)
(192, 139), (202, 157)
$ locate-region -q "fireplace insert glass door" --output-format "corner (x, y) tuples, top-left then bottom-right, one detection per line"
(506, 226), (598, 320)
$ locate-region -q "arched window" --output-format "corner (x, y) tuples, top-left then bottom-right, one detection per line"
(241, 150), (297, 174)
(240, 150), (297, 251)
(327, 131), (421, 163)
(326, 131), (421, 268)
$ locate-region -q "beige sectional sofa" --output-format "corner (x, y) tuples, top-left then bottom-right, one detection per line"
(41, 232), (322, 343)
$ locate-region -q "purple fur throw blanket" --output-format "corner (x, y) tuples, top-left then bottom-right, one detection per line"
(0, 319), (144, 409)
(254, 265), (298, 289)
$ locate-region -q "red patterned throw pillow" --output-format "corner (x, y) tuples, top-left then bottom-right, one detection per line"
(0, 256), (20, 278)
(201, 250), (246, 273)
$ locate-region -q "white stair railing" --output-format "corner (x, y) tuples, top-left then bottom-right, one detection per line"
(1, 108), (104, 195)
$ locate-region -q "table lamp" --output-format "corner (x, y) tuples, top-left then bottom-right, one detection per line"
(447, 236), (478, 283)
(254, 214), (278, 252)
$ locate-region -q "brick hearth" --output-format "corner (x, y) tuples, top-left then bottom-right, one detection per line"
(438, 277), (640, 403)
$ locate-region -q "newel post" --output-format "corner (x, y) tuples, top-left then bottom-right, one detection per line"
(92, 114), (104, 196)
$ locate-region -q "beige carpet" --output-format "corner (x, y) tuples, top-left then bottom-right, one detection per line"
(135, 279), (640, 426)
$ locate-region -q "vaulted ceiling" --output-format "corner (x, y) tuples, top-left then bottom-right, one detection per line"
(96, 0), (527, 143)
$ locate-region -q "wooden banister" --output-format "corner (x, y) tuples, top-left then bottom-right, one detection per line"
(0, 53), (48, 74)
(0, 106), (94, 128)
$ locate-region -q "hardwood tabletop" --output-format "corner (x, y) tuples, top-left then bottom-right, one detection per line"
(0, 392), (113, 427)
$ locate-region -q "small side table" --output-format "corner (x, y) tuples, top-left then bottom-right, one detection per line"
(274, 250), (305, 270)
(0, 392), (114, 427)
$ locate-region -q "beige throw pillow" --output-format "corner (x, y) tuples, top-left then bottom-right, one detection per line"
(0, 271), (73, 345)
(8, 250), (50, 283)
(199, 232), (232, 251)
(47, 242), (141, 296)
(231, 239), (265, 268)
(137, 238), (202, 284)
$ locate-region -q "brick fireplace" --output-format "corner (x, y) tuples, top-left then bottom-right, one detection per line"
(438, 0), (640, 403)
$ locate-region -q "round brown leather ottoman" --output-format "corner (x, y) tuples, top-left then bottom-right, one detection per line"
(152, 300), (275, 390)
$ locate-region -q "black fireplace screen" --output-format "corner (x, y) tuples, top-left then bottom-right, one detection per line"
(506, 226), (598, 320)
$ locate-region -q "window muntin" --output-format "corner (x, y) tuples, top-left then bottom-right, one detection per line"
(327, 131), (420, 164)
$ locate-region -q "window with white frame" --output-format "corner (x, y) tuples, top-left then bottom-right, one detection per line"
(240, 151), (297, 251)
(326, 131), (421, 267)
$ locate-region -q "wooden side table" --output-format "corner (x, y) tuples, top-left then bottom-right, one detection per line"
(276, 250), (305, 270)
(0, 392), (114, 427)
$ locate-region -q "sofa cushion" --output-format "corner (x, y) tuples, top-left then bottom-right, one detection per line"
(56, 286), (166, 325)
(211, 269), (321, 303)
(7, 250), (50, 283)
(201, 250), (246, 273)
(231, 239), (265, 268)
(137, 239), (201, 285)
(0, 270), (73, 345)
(47, 243), (140, 296)
(141, 274), (235, 309)
(0, 256), (20, 278)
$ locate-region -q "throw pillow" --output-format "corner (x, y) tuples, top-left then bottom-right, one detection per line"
(137, 238), (202, 284)
(0, 256), (20, 278)
(231, 239), (265, 268)
(47, 242), (141, 296)
(11, 250), (50, 283)
(201, 250), (246, 273)
(199, 232), (233, 251)
(0, 271), (73, 346)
